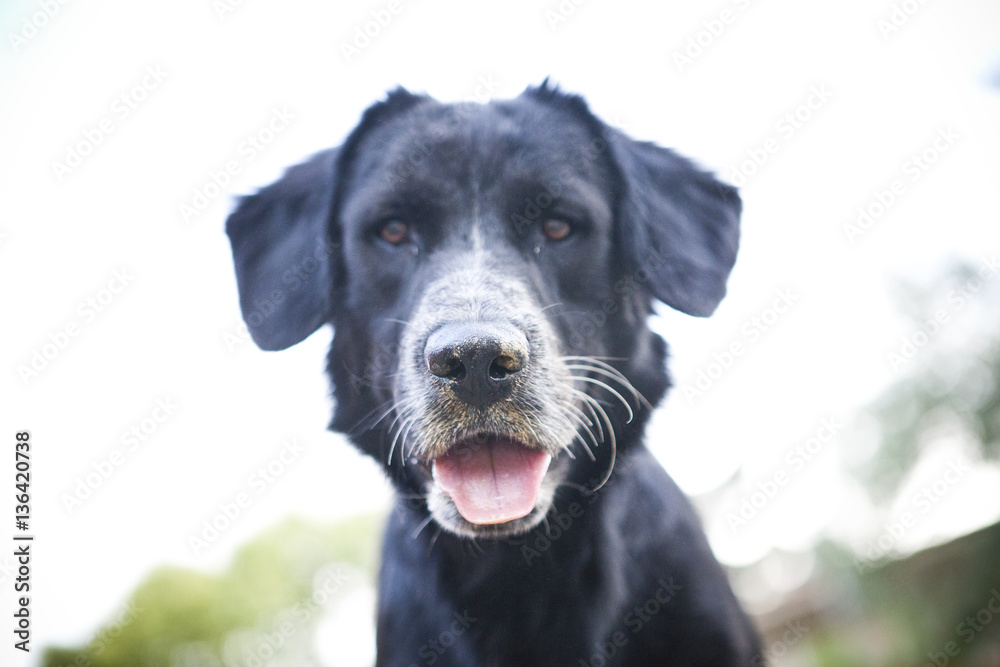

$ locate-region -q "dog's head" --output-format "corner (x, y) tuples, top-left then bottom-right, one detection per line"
(227, 84), (740, 538)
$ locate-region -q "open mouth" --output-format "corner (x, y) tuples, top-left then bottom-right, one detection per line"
(431, 435), (552, 525)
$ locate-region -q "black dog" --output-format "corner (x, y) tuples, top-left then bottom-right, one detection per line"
(227, 83), (761, 665)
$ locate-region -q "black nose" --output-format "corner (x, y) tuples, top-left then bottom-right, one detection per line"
(425, 322), (528, 407)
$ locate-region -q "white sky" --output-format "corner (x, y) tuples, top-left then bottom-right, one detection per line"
(2, 0), (1000, 664)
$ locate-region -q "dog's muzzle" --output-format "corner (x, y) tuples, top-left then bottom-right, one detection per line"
(424, 321), (552, 525)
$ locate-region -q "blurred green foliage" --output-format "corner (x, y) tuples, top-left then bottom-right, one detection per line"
(787, 526), (1000, 666)
(42, 514), (382, 667)
(862, 259), (1000, 501)
(754, 258), (1000, 665)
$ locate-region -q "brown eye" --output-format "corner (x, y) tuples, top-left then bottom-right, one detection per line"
(542, 218), (571, 241)
(379, 220), (409, 245)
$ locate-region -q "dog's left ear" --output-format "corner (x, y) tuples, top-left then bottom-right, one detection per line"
(608, 131), (741, 317)
(225, 148), (339, 351)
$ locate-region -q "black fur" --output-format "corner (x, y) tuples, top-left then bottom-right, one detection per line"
(226, 83), (760, 665)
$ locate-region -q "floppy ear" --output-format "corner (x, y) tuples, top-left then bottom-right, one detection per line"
(609, 131), (741, 317)
(225, 148), (340, 351)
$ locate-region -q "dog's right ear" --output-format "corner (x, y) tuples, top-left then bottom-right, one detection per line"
(607, 131), (741, 318)
(226, 88), (428, 352)
(225, 148), (340, 351)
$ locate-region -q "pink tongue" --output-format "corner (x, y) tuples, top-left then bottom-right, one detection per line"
(432, 439), (551, 525)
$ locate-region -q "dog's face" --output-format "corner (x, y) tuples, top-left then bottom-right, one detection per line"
(336, 95), (622, 538)
(227, 85), (740, 539)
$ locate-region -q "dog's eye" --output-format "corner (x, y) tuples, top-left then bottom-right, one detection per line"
(541, 218), (572, 241)
(379, 220), (410, 245)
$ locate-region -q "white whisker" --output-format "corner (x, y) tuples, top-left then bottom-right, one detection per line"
(569, 388), (605, 444)
(588, 396), (617, 493)
(569, 376), (635, 424)
(387, 401), (419, 466)
(386, 411), (409, 466)
(562, 409), (597, 461)
(428, 526), (443, 550)
(564, 401), (593, 428)
(411, 513), (434, 540)
(561, 356), (653, 410)
(400, 418), (419, 465)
